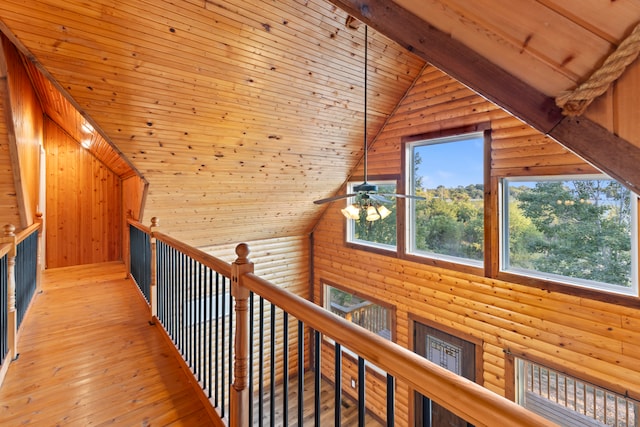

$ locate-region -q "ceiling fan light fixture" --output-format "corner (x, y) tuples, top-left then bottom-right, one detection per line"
(365, 205), (381, 222)
(341, 204), (361, 220)
(378, 205), (391, 220)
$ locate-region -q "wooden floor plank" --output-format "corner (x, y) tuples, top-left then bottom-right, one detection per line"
(0, 262), (217, 426)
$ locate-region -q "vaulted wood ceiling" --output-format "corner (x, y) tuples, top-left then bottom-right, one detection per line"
(1, 0), (640, 246)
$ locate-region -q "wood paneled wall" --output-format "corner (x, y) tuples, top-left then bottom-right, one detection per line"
(587, 59), (640, 150)
(1, 35), (43, 229)
(44, 118), (121, 268)
(0, 90), (20, 229)
(313, 65), (639, 425)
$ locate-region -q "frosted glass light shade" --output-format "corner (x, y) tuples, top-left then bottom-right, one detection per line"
(341, 204), (361, 220)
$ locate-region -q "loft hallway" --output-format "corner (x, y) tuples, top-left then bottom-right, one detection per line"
(0, 262), (217, 426)
(0, 259), (385, 426)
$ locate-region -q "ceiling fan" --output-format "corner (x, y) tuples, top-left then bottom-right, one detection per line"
(313, 24), (424, 218)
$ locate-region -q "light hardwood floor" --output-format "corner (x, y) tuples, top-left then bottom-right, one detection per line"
(0, 261), (217, 426)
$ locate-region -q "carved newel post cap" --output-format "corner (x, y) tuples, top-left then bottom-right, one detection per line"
(35, 212), (43, 219)
(235, 243), (250, 264)
(4, 224), (15, 237)
(151, 217), (160, 227)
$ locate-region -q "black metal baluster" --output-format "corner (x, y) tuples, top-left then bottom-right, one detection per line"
(207, 269), (213, 398)
(249, 292), (254, 426)
(259, 296), (265, 427)
(182, 252), (187, 357)
(156, 242), (161, 324)
(227, 283), (233, 415)
(214, 272), (220, 407)
(202, 266), (208, 393)
(196, 262), (202, 383)
(314, 330), (321, 427)
(270, 303), (276, 427)
(1, 255), (7, 365)
(187, 257), (193, 368)
(387, 374), (395, 427)
(176, 252), (184, 357)
(221, 275), (226, 417)
(282, 311), (289, 426)
(172, 247), (177, 344)
(297, 320), (304, 426)
(358, 356), (366, 427)
(335, 343), (342, 426)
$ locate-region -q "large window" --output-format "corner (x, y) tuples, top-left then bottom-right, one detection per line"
(407, 133), (485, 266)
(516, 358), (638, 427)
(502, 176), (638, 295)
(345, 180), (397, 250)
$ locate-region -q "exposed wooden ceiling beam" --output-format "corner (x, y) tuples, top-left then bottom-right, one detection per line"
(329, 0), (640, 193)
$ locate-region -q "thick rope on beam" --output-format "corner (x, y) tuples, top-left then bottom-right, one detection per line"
(556, 22), (640, 116)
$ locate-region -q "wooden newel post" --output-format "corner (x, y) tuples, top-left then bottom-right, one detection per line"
(230, 243), (253, 427)
(149, 217), (160, 321)
(3, 224), (17, 360)
(34, 213), (44, 292)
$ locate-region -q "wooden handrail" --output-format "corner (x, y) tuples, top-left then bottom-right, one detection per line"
(241, 271), (556, 427)
(153, 231), (232, 278)
(127, 218), (151, 234)
(14, 222), (40, 245)
(126, 219), (232, 278)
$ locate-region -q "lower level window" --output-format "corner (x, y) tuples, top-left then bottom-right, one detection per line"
(516, 358), (638, 427)
(502, 176), (638, 295)
(324, 284), (392, 340)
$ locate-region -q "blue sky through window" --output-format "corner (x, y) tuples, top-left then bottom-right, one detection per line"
(414, 135), (484, 189)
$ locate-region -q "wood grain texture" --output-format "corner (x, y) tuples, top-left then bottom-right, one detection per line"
(0, 0), (425, 247)
(0, 87), (20, 229)
(313, 64), (640, 425)
(0, 34), (42, 230)
(0, 262), (219, 426)
(44, 118), (122, 268)
(0, 0), (639, 247)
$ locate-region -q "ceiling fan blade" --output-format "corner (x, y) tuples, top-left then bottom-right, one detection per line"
(379, 193), (426, 200)
(369, 194), (393, 203)
(313, 193), (357, 204)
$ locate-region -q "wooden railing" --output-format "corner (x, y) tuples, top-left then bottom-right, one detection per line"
(0, 216), (43, 387)
(127, 218), (557, 427)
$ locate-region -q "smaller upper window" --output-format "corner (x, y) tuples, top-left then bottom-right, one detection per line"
(406, 133), (485, 266)
(501, 176), (638, 295)
(345, 181), (397, 251)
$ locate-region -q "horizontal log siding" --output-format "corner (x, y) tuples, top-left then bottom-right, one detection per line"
(202, 235), (311, 389)
(313, 65), (639, 426)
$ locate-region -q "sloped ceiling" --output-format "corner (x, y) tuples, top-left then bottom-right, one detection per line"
(1, 0), (640, 246)
(0, 0), (424, 246)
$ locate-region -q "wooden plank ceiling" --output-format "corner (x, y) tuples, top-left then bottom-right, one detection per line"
(1, 0), (639, 246)
(0, 0), (424, 246)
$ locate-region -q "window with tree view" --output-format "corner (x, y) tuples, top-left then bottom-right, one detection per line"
(502, 176), (638, 295)
(407, 133), (485, 266)
(346, 181), (397, 250)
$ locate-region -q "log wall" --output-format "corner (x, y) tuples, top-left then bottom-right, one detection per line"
(202, 235), (311, 388)
(44, 118), (122, 268)
(313, 64), (639, 425)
